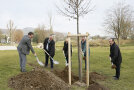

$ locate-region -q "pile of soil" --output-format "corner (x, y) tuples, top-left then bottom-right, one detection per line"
(82, 72), (107, 84)
(53, 67), (107, 84)
(89, 72), (107, 81)
(53, 66), (79, 84)
(53, 66), (108, 90)
(87, 72), (109, 90)
(8, 63), (109, 90)
(88, 82), (109, 90)
(8, 68), (69, 90)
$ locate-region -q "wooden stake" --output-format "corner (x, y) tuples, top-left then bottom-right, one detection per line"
(79, 38), (82, 82)
(86, 32), (89, 86)
(68, 37), (71, 85)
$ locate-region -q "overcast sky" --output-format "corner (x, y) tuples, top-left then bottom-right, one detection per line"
(0, 0), (134, 36)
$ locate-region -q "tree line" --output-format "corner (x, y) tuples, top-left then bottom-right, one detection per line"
(0, 21), (65, 44)
(104, 2), (134, 46)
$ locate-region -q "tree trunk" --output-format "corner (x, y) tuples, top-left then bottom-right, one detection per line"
(76, 0), (82, 82)
(117, 31), (120, 47)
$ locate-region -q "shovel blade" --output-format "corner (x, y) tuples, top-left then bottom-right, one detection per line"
(36, 57), (44, 66)
(53, 60), (59, 64)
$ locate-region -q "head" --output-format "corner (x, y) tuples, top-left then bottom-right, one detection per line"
(65, 38), (68, 43)
(82, 37), (86, 42)
(49, 34), (54, 41)
(28, 32), (34, 39)
(109, 38), (115, 45)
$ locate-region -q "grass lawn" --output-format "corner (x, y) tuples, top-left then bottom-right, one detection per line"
(0, 46), (134, 90)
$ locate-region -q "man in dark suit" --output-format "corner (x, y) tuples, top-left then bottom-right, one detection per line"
(17, 32), (36, 72)
(109, 38), (122, 80)
(63, 39), (72, 66)
(43, 35), (55, 69)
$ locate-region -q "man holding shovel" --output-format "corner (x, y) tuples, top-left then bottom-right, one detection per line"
(17, 32), (36, 72)
(43, 35), (55, 69)
(63, 38), (72, 66)
(81, 37), (90, 70)
(109, 38), (122, 80)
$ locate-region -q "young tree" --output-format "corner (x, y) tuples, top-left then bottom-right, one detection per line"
(104, 2), (134, 46)
(130, 22), (134, 39)
(57, 0), (93, 81)
(48, 12), (54, 35)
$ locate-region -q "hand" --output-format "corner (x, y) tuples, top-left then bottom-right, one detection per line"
(83, 56), (86, 60)
(109, 57), (111, 61)
(34, 53), (37, 57)
(111, 64), (116, 69)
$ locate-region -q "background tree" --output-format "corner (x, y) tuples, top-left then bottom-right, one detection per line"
(104, 2), (134, 46)
(33, 24), (48, 43)
(57, 0), (94, 81)
(48, 12), (54, 35)
(91, 35), (107, 40)
(130, 22), (134, 39)
(13, 30), (23, 43)
(7, 20), (16, 45)
(54, 32), (66, 41)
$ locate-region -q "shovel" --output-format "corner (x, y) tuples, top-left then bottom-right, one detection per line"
(43, 49), (59, 64)
(35, 56), (44, 66)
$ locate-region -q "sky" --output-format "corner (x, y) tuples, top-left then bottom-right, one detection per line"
(0, 0), (134, 36)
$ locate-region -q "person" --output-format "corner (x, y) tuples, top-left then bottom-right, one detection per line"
(43, 35), (55, 69)
(81, 37), (90, 70)
(17, 32), (36, 72)
(109, 38), (122, 80)
(63, 38), (72, 66)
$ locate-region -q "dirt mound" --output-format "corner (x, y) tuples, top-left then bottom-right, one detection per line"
(89, 72), (107, 81)
(53, 66), (79, 84)
(87, 72), (108, 90)
(88, 82), (109, 90)
(82, 71), (107, 83)
(53, 67), (106, 85)
(53, 67), (108, 90)
(8, 68), (70, 90)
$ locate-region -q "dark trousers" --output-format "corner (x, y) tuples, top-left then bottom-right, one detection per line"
(115, 64), (121, 79)
(65, 54), (68, 63)
(45, 53), (53, 68)
(17, 48), (26, 71)
(85, 59), (87, 70)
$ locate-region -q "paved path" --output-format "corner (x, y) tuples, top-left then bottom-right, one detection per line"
(0, 46), (17, 50)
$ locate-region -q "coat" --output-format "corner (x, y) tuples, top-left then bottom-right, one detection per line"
(43, 38), (55, 57)
(63, 41), (72, 56)
(17, 35), (35, 55)
(110, 42), (122, 65)
(81, 40), (90, 56)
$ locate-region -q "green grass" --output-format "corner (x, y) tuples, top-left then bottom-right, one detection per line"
(0, 46), (134, 90)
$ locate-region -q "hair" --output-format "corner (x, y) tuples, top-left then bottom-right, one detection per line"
(28, 32), (34, 35)
(50, 34), (54, 36)
(110, 38), (115, 42)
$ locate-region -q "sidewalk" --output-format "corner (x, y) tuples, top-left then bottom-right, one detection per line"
(0, 46), (17, 50)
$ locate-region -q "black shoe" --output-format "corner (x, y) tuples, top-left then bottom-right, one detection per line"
(114, 77), (119, 80)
